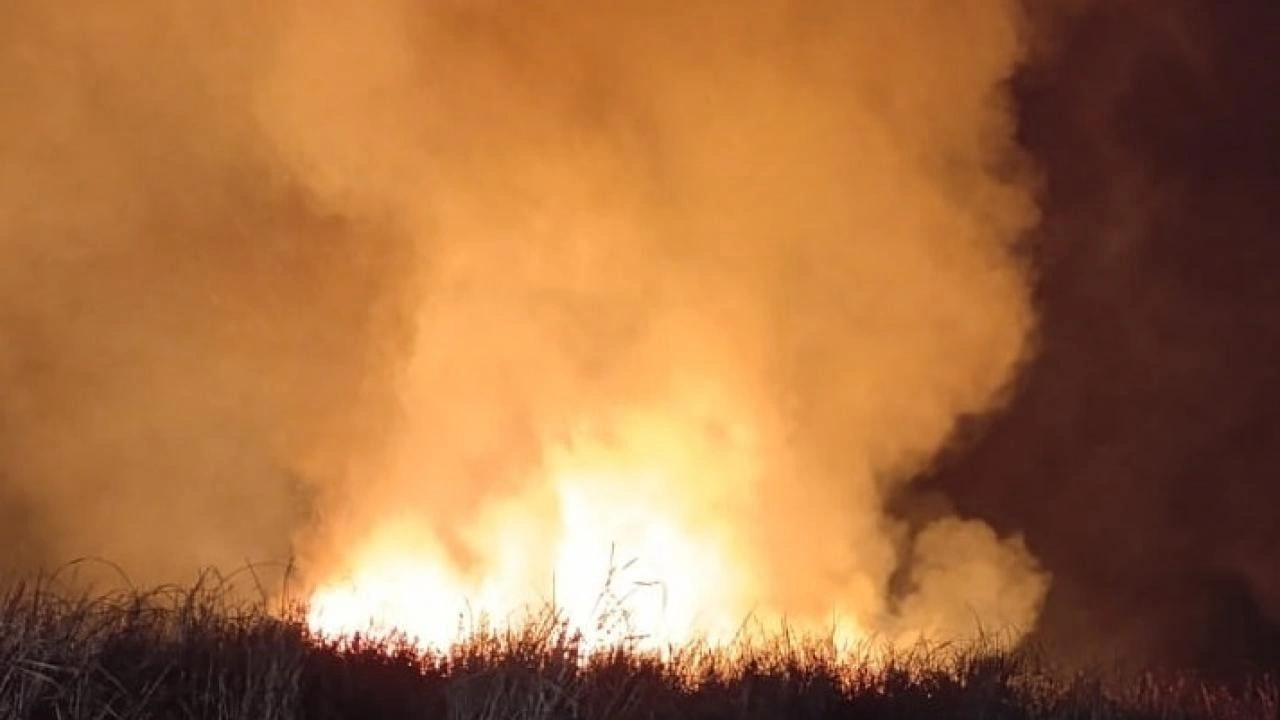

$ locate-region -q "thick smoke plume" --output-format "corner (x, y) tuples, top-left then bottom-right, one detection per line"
(1, 1), (1046, 642)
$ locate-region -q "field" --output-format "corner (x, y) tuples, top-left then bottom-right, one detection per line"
(0, 570), (1274, 720)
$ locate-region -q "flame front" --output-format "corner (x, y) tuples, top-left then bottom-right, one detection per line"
(305, 374), (834, 651)
(306, 401), (806, 651)
(300, 342), (1042, 653)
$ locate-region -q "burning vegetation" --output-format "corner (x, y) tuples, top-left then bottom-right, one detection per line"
(1, 0), (1049, 655)
(2, 0), (1276, 716)
(0, 569), (1274, 720)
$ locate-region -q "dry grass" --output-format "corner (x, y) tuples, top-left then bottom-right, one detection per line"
(0, 567), (1274, 720)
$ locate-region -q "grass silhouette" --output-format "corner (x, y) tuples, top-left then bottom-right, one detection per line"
(0, 564), (1273, 719)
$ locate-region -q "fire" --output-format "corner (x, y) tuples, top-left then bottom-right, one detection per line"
(305, 394), (867, 653)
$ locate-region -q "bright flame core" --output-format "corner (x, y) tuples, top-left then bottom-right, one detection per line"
(301, 348), (1045, 654)
(306, 401), (836, 652)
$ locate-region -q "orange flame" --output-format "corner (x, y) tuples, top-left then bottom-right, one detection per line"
(306, 394), (869, 653)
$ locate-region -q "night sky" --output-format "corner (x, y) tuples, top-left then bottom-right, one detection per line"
(912, 0), (1280, 673)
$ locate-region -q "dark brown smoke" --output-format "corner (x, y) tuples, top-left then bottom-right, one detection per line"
(909, 0), (1280, 675)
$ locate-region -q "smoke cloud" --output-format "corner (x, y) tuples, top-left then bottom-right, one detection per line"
(915, 0), (1280, 673)
(0, 1), (414, 580)
(1, 0), (1047, 642)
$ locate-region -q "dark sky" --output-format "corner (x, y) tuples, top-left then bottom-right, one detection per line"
(911, 0), (1280, 674)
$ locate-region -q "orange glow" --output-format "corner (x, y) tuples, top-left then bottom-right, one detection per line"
(284, 0), (1050, 657)
(3, 0), (1052, 648)
(306, 393), (871, 653)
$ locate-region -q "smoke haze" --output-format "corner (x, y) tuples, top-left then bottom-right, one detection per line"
(914, 0), (1280, 674)
(1, 0), (1049, 646)
(0, 1), (415, 580)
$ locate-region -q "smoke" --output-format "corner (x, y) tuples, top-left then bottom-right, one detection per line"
(915, 0), (1280, 672)
(0, 1), (415, 581)
(1, 0), (1047, 642)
